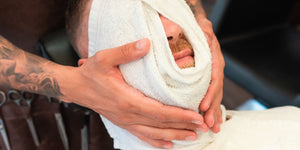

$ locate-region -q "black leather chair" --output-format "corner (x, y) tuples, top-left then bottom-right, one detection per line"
(210, 0), (300, 107)
(37, 29), (79, 67)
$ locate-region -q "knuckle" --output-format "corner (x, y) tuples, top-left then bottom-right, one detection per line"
(154, 114), (167, 122)
(118, 115), (131, 124)
(144, 131), (159, 140)
(162, 130), (189, 141)
(149, 133), (158, 139)
(205, 112), (214, 124)
(120, 44), (132, 57)
(145, 130), (172, 141)
(117, 112), (131, 124)
(119, 100), (134, 111)
(205, 19), (213, 27)
(163, 133), (180, 141)
(94, 51), (108, 64)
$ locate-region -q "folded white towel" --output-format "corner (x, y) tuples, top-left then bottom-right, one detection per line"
(88, 0), (218, 149)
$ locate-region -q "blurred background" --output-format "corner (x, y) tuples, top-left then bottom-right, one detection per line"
(203, 0), (300, 110)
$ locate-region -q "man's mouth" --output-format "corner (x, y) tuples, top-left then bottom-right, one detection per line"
(169, 38), (195, 68)
(173, 48), (195, 68)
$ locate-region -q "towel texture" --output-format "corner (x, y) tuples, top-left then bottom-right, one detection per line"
(88, 0), (216, 149)
(206, 106), (300, 150)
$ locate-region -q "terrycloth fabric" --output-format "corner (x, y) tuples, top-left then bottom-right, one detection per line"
(88, 0), (216, 149)
(88, 0), (300, 149)
(89, 0), (212, 113)
(206, 106), (300, 150)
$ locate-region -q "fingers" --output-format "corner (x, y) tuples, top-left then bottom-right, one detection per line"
(96, 77), (209, 132)
(136, 135), (173, 149)
(199, 32), (224, 129)
(209, 106), (223, 133)
(200, 67), (223, 129)
(117, 93), (209, 131)
(110, 84), (210, 131)
(131, 96), (209, 131)
(200, 76), (223, 112)
(129, 125), (198, 149)
(203, 93), (223, 131)
(197, 18), (213, 47)
(94, 38), (150, 67)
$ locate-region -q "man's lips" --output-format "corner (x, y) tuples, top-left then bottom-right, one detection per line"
(168, 36), (195, 68)
(172, 48), (194, 60)
(172, 48), (195, 68)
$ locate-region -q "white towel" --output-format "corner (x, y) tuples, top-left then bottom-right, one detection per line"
(206, 106), (300, 150)
(88, 0), (218, 149)
(88, 0), (300, 149)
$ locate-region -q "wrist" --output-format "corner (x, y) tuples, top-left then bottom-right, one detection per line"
(50, 64), (79, 102)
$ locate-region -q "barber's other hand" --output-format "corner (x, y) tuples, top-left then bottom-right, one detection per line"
(196, 17), (225, 133)
(59, 39), (209, 149)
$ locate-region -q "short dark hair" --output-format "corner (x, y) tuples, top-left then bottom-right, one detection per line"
(65, 0), (89, 52)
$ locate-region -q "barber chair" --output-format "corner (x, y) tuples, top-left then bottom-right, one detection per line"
(210, 0), (300, 107)
(37, 29), (79, 66)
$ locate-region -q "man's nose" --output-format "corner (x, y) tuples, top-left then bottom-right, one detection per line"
(160, 16), (183, 42)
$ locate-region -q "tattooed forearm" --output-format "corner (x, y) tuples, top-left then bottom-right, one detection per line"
(185, 0), (206, 18)
(0, 35), (63, 98)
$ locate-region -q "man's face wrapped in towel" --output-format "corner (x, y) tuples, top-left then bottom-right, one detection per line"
(83, 0), (215, 148)
(77, 14), (196, 69)
(159, 14), (195, 69)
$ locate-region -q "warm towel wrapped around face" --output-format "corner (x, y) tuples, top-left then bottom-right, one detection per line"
(88, 0), (300, 150)
(89, 0), (212, 112)
(88, 0), (219, 149)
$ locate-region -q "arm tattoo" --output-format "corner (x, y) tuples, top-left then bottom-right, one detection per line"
(0, 35), (63, 97)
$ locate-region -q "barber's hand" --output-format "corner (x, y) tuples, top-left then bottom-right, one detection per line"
(60, 39), (209, 149)
(196, 17), (225, 133)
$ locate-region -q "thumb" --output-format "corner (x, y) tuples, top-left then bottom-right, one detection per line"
(101, 38), (150, 66)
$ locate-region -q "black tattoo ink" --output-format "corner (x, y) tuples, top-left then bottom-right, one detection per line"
(0, 38), (63, 97)
(0, 47), (11, 59)
(39, 77), (63, 97)
(4, 62), (16, 76)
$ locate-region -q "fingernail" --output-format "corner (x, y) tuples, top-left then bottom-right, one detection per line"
(185, 136), (197, 141)
(136, 39), (147, 50)
(192, 120), (202, 125)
